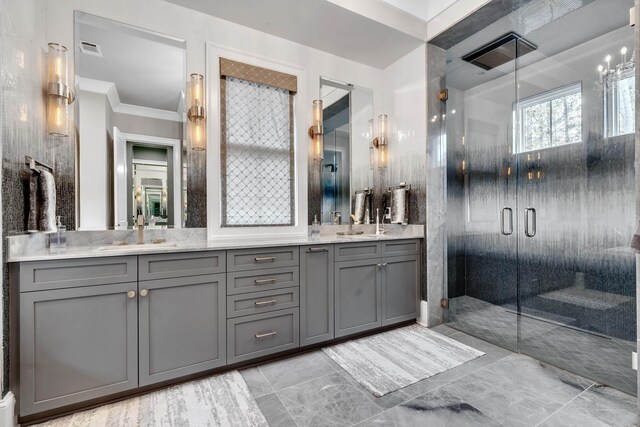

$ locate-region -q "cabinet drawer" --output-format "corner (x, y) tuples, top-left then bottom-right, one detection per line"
(19, 257), (137, 292)
(382, 240), (421, 257)
(227, 247), (298, 272)
(334, 242), (382, 262)
(227, 288), (299, 318)
(139, 251), (225, 281)
(227, 267), (299, 295)
(227, 309), (299, 364)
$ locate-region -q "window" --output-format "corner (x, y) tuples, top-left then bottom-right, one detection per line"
(220, 59), (296, 227)
(516, 83), (582, 153)
(605, 71), (635, 137)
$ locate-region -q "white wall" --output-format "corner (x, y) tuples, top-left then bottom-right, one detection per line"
(78, 90), (109, 229)
(383, 44), (427, 219)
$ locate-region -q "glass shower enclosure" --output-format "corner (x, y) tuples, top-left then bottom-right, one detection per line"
(444, 0), (637, 395)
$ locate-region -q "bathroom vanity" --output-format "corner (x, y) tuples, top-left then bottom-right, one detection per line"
(9, 235), (421, 419)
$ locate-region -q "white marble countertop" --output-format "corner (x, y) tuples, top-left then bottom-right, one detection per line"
(7, 226), (424, 263)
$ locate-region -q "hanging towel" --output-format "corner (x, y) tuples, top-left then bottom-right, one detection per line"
(27, 173), (39, 233)
(38, 169), (57, 232)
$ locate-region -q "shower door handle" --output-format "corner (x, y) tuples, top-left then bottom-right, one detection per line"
(524, 208), (536, 237)
(500, 207), (513, 236)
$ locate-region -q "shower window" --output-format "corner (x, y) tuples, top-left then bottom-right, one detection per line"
(220, 58), (296, 227)
(605, 70), (635, 137)
(516, 82), (582, 153)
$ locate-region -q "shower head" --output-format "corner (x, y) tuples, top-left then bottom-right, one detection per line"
(462, 32), (537, 71)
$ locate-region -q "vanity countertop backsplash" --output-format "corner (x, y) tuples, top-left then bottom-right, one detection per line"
(7, 225), (425, 263)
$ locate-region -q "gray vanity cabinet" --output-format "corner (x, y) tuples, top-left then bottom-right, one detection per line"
(300, 245), (334, 345)
(334, 258), (383, 337)
(334, 240), (420, 338)
(381, 254), (420, 326)
(138, 273), (226, 387)
(20, 282), (138, 416)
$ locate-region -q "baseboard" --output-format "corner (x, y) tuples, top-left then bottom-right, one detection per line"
(417, 300), (429, 326)
(0, 392), (17, 427)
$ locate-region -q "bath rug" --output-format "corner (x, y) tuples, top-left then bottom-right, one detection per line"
(322, 324), (484, 397)
(34, 370), (268, 427)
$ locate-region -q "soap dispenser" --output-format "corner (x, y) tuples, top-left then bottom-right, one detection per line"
(311, 215), (320, 240)
(50, 216), (67, 252)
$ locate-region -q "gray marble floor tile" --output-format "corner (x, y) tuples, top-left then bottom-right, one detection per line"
(277, 372), (383, 425)
(255, 393), (297, 427)
(240, 366), (274, 399)
(314, 349), (346, 372)
(448, 330), (514, 359)
(480, 354), (594, 405)
(376, 388), (503, 427)
(539, 384), (639, 427)
(354, 411), (398, 426)
(280, 397), (348, 427)
(429, 324), (461, 337)
(336, 370), (413, 409)
(443, 370), (562, 426)
(260, 351), (336, 391)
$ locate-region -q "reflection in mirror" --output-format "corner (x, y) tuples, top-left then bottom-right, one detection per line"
(308, 78), (373, 225)
(75, 12), (188, 230)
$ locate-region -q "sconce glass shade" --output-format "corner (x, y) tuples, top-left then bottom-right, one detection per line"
(47, 43), (73, 137)
(188, 73), (206, 151)
(310, 100), (324, 160)
(377, 114), (388, 168)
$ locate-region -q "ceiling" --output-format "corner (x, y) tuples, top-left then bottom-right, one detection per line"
(76, 13), (186, 114)
(445, 0), (634, 91)
(379, 0), (459, 23)
(164, 0), (432, 69)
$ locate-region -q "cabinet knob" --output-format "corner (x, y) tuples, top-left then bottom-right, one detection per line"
(127, 290), (136, 299)
(140, 289), (149, 297)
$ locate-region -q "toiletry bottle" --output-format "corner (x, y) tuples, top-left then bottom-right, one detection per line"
(311, 215), (320, 240)
(50, 216), (67, 252)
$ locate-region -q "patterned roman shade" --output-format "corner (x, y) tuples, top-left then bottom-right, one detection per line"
(219, 58), (296, 227)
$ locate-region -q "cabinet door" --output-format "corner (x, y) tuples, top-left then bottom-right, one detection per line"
(382, 255), (420, 326)
(139, 274), (226, 386)
(20, 283), (138, 416)
(300, 245), (334, 345)
(335, 259), (381, 337)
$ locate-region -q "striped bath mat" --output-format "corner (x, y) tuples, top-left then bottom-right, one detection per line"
(322, 324), (484, 397)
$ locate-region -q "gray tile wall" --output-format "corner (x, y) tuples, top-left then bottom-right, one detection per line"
(635, 0), (640, 414)
(425, 43), (447, 325)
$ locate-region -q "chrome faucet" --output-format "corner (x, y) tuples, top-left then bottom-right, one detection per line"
(137, 214), (145, 245)
(331, 211), (342, 225)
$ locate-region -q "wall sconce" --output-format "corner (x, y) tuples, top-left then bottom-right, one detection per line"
(372, 114), (388, 168)
(47, 43), (75, 137)
(309, 100), (324, 160)
(188, 73), (206, 151)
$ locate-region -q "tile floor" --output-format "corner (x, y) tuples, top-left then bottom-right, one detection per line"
(447, 296), (637, 395)
(242, 325), (639, 427)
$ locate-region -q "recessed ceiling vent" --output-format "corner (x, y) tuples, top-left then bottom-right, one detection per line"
(79, 40), (102, 57)
(462, 32), (537, 71)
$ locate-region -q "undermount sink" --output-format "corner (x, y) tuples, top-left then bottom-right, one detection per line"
(95, 242), (178, 251)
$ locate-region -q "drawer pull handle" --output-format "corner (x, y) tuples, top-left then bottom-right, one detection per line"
(307, 247), (328, 252)
(255, 278), (277, 285)
(255, 299), (278, 306)
(255, 331), (278, 339)
(255, 256), (277, 263)
(140, 289), (149, 297)
(127, 290), (136, 299)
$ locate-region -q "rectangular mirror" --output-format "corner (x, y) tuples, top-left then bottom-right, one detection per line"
(308, 78), (374, 225)
(75, 12), (195, 230)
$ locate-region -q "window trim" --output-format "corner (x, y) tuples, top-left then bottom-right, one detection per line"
(206, 43), (308, 240)
(604, 68), (635, 138)
(515, 82), (582, 154)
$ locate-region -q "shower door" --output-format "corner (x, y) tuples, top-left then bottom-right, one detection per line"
(444, 61), (520, 353)
(444, 0), (637, 395)
(514, 18), (637, 394)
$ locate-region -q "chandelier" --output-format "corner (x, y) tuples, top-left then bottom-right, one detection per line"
(595, 46), (635, 92)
